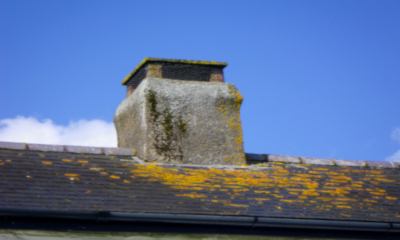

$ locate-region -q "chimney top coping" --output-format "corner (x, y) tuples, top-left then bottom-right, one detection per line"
(121, 57), (228, 85)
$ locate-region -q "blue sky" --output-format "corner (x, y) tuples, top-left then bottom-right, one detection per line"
(1, 0), (399, 162)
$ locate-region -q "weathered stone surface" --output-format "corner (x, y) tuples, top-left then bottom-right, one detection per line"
(335, 159), (366, 167)
(267, 154), (301, 164)
(0, 141), (26, 150)
(103, 147), (136, 156)
(28, 143), (64, 152)
(367, 161), (397, 168)
(114, 78), (245, 165)
(300, 157), (334, 165)
(65, 145), (103, 154)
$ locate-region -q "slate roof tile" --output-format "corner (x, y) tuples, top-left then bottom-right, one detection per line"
(0, 141), (399, 223)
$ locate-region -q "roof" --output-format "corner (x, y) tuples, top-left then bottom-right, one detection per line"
(121, 58), (228, 85)
(1, 141), (399, 224)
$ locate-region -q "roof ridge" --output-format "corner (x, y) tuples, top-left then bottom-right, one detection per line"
(246, 153), (400, 169)
(0, 141), (398, 169)
(0, 141), (135, 156)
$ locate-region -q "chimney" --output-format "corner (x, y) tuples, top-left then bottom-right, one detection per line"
(114, 58), (245, 165)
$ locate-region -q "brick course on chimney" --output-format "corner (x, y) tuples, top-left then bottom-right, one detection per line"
(114, 58), (245, 165)
(121, 58), (227, 97)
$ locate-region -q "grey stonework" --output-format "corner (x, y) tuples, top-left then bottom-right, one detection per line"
(114, 78), (245, 165)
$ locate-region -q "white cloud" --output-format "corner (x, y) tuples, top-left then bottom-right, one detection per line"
(0, 116), (117, 147)
(385, 127), (400, 162)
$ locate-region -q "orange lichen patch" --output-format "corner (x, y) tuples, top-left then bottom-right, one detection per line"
(62, 159), (73, 162)
(110, 175), (120, 179)
(212, 199), (231, 204)
(64, 173), (79, 177)
(366, 174), (386, 178)
(85, 190), (91, 193)
(101, 172), (108, 175)
(286, 188), (303, 192)
(308, 171), (323, 174)
(224, 203), (248, 208)
(329, 179), (349, 183)
(281, 199), (304, 203)
(176, 194), (207, 198)
(271, 194), (284, 198)
(369, 170), (383, 174)
(351, 184), (363, 188)
(41, 161), (52, 165)
(233, 188), (249, 192)
(126, 163), (397, 208)
(363, 199), (377, 203)
(302, 190), (319, 196)
(124, 180), (131, 183)
(341, 213), (351, 217)
(370, 192), (387, 195)
(38, 154), (46, 157)
(330, 175), (352, 181)
(336, 205), (351, 209)
(0, 163), (3, 166)
(335, 198), (356, 202)
(6, 159), (11, 162)
(374, 178), (395, 182)
(386, 196), (397, 200)
(324, 182), (339, 186)
(18, 153), (24, 155)
(313, 168), (329, 171)
(316, 197), (332, 201)
(77, 160), (89, 164)
(326, 171), (341, 175)
(147, 178), (159, 181)
(248, 198), (271, 201)
(89, 168), (103, 171)
(171, 186), (204, 190)
(130, 170), (148, 173)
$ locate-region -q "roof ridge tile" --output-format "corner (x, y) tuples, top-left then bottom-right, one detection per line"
(0, 141), (398, 168)
(245, 152), (399, 169)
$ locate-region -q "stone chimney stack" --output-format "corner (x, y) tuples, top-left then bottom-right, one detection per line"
(114, 58), (245, 165)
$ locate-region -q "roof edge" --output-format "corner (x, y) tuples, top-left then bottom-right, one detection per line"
(0, 208), (398, 232)
(0, 141), (136, 156)
(121, 57), (228, 85)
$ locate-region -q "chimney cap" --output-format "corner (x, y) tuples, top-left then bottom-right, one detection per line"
(121, 57), (228, 85)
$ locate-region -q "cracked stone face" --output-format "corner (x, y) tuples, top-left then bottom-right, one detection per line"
(114, 78), (245, 165)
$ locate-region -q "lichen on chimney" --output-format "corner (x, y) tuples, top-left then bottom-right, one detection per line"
(146, 89), (187, 162)
(114, 58), (245, 165)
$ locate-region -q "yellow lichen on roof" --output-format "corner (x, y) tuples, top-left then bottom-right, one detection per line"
(126, 163), (399, 210)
